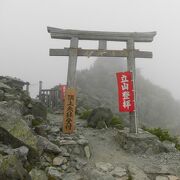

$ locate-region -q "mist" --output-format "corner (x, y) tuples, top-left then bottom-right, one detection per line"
(1, 0), (180, 99)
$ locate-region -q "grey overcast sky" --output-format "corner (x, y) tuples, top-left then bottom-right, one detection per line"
(0, 0), (180, 98)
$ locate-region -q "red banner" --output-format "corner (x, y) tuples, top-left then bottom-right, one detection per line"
(59, 85), (67, 101)
(116, 71), (135, 112)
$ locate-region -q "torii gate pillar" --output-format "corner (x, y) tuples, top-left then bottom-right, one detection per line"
(67, 37), (78, 88)
(127, 39), (138, 133)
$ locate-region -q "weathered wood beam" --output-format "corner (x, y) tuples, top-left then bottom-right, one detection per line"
(127, 39), (138, 133)
(67, 37), (79, 88)
(41, 89), (56, 92)
(47, 27), (156, 42)
(99, 40), (107, 50)
(49, 48), (152, 58)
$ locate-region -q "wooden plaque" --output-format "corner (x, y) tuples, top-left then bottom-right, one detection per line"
(63, 88), (76, 134)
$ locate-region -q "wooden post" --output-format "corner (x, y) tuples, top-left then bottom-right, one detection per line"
(67, 37), (79, 88)
(99, 40), (107, 50)
(62, 37), (78, 133)
(127, 39), (138, 133)
(25, 82), (30, 95)
(39, 81), (42, 101)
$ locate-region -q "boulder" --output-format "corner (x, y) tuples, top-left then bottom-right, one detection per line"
(84, 146), (91, 159)
(87, 107), (113, 129)
(0, 90), (4, 101)
(115, 128), (169, 154)
(0, 154), (31, 180)
(0, 82), (11, 92)
(31, 100), (47, 120)
(95, 162), (114, 172)
(46, 166), (63, 180)
(53, 156), (67, 166)
(87, 169), (115, 180)
(0, 107), (39, 162)
(128, 164), (150, 180)
(29, 168), (48, 180)
(155, 176), (169, 180)
(13, 146), (29, 162)
(63, 173), (83, 180)
(4, 93), (17, 101)
(111, 167), (127, 178)
(23, 114), (34, 127)
(0, 143), (14, 156)
(37, 135), (62, 154)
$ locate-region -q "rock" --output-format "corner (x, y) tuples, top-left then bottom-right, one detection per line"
(4, 93), (17, 101)
(46, 166), (62, 180)
(143, 164), (175, 175)
(0, 144), (14, 155)
(84, 145), (91, 159)
(155, 176), (169, 180)
(53, 156), (67, 166)
(50, 127), (60, 134)
(87, 107), (113, 129)
(96, 121), (108, 129)
(115, 128), (169, 154)
(0, 107), (39, 162)
(37, 135), (62, 154)
(168, 175), (180, 180)
(111, 167), (127, 178)
(29, 168), (48, 180)
(59, 140), (77, 145)
(74, 157), (87, 166)
(34, 125), (48, 137)
(0, 76), (26, 90)
(162, 141), (177, 152)
(0, 82), (11, 91)
(87, 169), (115, 180)
(61, 164), (68, 170)
(77, 139), (89, 145)
(0, 90), (4, 101)
(73, 146), (81, 155)
(66, 166), (77, 173)
(42, 153), (52, 163)
(0, 154), (31, 180)
(23, 114), (34, 127)
(95, 162), (114, 172)
(0, 100), (23, 115)
(31, 100), (47, 120)
(14, 146), (29, 162)
(63, 172), (83, 180)
(128, 164), (150, 180)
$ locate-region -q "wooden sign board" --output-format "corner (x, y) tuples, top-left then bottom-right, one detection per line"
(63, 88), (76, 134)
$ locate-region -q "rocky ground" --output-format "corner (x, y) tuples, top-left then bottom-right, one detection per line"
(47, 114), (180, 180)
(1, 76), (180, 180)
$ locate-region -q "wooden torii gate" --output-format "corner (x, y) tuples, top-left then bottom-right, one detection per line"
(47, 27), (156, 133)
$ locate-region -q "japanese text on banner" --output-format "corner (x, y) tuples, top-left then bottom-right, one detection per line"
(116, 71), (135, 112)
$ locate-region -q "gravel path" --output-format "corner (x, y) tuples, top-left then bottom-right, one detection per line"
(48, 113), (180, 177)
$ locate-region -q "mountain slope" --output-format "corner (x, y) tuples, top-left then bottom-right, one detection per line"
(77, 58), (180, 134)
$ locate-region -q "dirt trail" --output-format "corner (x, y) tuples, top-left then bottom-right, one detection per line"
(48, 114), (145, 168)
(47, 113), (180, 176)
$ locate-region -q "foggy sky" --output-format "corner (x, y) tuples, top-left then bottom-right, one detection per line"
(1, 0), (180, 99)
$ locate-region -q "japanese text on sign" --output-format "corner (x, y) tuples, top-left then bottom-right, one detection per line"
(116, 71), (135, 112)
(63, 88), (76, 134)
